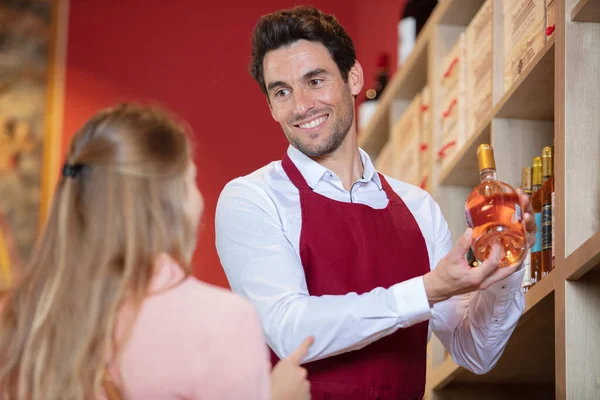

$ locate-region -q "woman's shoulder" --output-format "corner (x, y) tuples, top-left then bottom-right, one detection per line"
(177, 276), (257, 318)
(142, 255), (260, 333)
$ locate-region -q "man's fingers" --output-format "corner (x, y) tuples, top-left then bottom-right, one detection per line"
(524, 212), (536, 231)
(452, 228), (474, 261)
(474, 241), (501, 281)
(287, 336), (314, 364)
(518, 189), (534, 215)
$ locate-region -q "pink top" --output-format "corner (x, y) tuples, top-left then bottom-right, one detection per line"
(108, 254), (271, 399)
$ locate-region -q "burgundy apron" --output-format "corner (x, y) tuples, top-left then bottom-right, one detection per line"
(271, 154), (430, 400)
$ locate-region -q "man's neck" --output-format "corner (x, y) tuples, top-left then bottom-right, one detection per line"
(313, 133), (363, 191)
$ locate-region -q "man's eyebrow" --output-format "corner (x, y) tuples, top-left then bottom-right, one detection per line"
(267, 69), (331, 93)
(267, 80), (287, 93)
(304, 68), (329, 80)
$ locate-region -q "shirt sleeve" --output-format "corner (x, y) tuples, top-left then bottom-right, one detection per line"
(215, 178), (433, 363)
(428, 196), (526, 375)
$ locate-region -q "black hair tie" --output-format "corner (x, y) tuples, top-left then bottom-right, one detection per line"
(62, 163), (83, 178)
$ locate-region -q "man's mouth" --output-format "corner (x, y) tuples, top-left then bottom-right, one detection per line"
(294, 115), (328, 130)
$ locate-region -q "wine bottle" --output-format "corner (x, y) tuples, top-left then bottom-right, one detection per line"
(541, 146), (554, 276)
(464, 144), (527, 267)
(365, 53), (389, 102)
(530, 156), (543, 284)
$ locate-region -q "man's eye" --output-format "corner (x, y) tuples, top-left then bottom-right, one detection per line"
(309, 79), (322, 86)
(275, 89), (290, 97)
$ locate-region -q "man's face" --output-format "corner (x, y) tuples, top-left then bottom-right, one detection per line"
(263, 40), (363, 157)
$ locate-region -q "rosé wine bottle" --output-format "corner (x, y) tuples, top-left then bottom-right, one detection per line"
(464, 144), (527, 267)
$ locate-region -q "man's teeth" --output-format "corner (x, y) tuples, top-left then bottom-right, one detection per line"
(299, 116), (326, 129)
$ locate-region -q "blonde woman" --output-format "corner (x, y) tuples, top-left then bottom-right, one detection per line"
(0, 103), (312, 400)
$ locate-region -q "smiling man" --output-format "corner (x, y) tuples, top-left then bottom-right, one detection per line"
(215, 6), (536, 400)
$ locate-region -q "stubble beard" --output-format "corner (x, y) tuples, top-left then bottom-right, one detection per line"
(284, 93), (355, 158)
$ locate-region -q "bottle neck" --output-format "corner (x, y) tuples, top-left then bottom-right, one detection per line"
(480, 168), (497, 182)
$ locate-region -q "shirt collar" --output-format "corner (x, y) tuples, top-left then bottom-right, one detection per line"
(285, 145), (383, 190)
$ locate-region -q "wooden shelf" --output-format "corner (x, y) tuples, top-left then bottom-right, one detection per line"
(357, 25), (429, 157)
(357, 0), (488, 159)
(437, 120), (491, 186)
(436, 36), (555, 187)
(429, 271), (555, 391)
(563, 232), (600, 281)
(571, 0), (600, 22)
(493, 35), (555, 120)
(437, 0), (490, 26)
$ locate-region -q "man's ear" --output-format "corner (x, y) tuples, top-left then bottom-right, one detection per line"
(348, 61), (364, 97)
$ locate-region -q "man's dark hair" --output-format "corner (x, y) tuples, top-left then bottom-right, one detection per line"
(249, 6), (356, 96)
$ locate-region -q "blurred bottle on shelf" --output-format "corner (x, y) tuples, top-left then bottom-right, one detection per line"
(358, 52), (390, 130)
(531, 156), (543, 285)
(540, 146), (554, 276)
(398, 0), (438, 67)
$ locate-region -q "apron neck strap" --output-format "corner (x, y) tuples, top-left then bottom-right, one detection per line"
(282, 152), (312, 192)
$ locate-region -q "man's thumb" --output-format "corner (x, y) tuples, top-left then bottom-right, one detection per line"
(453, 228), (473, 259)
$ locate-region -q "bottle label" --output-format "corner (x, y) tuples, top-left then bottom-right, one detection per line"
(532, 212), (542, 253)
(514, 204), (522, 222)
(522, 249), (532, 287)
(542, 204), (552, 251)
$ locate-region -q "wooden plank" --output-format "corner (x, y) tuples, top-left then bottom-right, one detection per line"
(493, 36), (555, 120)
(40, 0), (69, 228)
(564, 232), (600, 280)
(563, 3), (600, 259)
(438, 0), (488, 26)
(555, 1), (567, 397)
(428, 357), (462, 391)
(564, 270), (600, 399)
(571, 0), (600, 22)
(437, 120), (490, 187)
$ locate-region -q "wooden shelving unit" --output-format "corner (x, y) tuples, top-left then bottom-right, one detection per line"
(361, 0), (600, 399)
(571, 0), (600, 22)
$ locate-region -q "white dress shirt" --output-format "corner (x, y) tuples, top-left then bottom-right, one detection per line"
(215, 145), (525, 375)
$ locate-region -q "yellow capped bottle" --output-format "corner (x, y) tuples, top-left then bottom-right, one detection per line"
(465, 144), (527, 267)
(530, 157), (543, 284)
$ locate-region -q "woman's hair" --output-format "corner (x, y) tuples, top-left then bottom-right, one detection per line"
(249, 5), (356, 95)
(0, 102), (196, 399)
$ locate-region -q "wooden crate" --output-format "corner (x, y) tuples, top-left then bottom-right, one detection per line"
(438, 34), (466, 172)
(503, 0), (546, 91)
(419, 84), (432, 190)
(391, 94), (421, 185)
(466, 0), (493, 138)
(545, 0), (556, 40)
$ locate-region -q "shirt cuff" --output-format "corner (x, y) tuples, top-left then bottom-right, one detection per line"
(390, 276), (433, 327)
(485, 265), (525, 297)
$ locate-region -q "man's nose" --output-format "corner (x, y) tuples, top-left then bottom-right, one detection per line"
(293, 87), (316, 116)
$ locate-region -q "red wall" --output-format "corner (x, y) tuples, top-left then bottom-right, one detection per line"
(62, 1), (402, 288)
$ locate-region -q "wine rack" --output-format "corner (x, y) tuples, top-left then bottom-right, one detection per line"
(361, 0), (600, 398)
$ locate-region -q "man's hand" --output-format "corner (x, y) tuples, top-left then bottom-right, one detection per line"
(423, 228), (520, 305)
(270, 336), (314, 400)
(423, 187), (535, 305)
